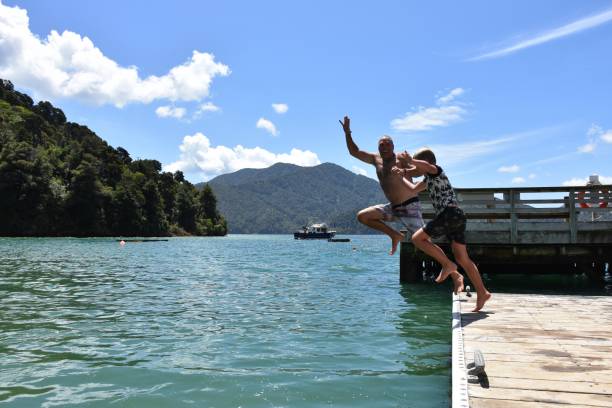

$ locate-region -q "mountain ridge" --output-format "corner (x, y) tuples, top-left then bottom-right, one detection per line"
(198, 162), (387, 234)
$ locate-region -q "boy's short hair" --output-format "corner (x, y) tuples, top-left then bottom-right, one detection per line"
(413, 148), (436, 165)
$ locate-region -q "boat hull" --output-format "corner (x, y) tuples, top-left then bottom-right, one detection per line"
(294, 232), (336, 240)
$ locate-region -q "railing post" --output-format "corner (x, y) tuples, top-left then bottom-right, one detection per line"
(568, 190), (577, 244)
(510, 190), (518, 244)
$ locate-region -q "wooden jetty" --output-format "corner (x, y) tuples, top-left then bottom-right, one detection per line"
(400, 184), (612, 283)
(452, 292), (612, 407)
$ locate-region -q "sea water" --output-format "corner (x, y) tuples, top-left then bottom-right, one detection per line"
(0, 236), (452, 407)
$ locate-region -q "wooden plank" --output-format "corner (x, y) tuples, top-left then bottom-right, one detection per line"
(467, 360), (612, 384)
(469, 387), (612, 407)
(516, 199), (568, 204)
(454, 185), (612, 194)
(457, 293), (612, 408)
(470, 398), (597, 408)
(479, 377), (612, 395)
(569, 190), (578, 243)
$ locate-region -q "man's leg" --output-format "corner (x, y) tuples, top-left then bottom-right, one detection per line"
(451, 241), (491, 311)
(411, 228), (458, 285)
(357, 206), (404, 255)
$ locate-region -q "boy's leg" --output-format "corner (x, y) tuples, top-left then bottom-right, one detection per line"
(357, 206), (404, 255)
(411, 228), (458, 284)
(451, 241), (491, 312)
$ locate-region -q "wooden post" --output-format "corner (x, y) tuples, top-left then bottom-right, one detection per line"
(568, 190), (577, 244)
(400, 242), (421, 283)
(510, 190), (518, 244)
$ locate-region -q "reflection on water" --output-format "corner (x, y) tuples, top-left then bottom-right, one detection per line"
(397, 285), (452, 377)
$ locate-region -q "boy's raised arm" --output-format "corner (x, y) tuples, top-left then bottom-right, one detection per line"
(340, 116), (375, 165)
(402, 150), (438, 175)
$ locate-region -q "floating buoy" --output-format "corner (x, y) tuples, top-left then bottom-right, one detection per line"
(119, 240), (126, 246)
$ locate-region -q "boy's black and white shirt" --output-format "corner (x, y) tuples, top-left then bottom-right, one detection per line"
(424, 165), (458, 215)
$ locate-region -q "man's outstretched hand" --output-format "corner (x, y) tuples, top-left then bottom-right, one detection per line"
(339, 116), (351, 134)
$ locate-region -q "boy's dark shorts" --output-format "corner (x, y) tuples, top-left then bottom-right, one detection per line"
(423, 207), (467, 244)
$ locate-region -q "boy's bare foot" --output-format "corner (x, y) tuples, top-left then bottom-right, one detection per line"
(435, 262), (458, 283)
(389, 232), (405, 255)
(451, 272), (464, 295)
(472, 292), (492, 312)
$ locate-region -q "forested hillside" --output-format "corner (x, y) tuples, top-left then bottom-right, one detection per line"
(0, 79), (226, 237)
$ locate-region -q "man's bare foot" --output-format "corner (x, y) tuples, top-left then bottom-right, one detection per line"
(435, 262), (458, 283)
(451, 272), (464, 295)
(472, 292), (492, 312)
(389, 232), (405, 255)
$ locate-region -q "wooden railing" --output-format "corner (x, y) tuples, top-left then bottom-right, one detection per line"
(417, 185), (612, 244)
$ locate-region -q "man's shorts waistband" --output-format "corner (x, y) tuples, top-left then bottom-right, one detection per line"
(391, 197), (420, 209)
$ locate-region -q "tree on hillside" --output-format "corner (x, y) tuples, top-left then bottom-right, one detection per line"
(199, 184), (219, 220)
(142, 180), (168, 235)
(65, 162), (108, 235)
(176, 183), (198, 233)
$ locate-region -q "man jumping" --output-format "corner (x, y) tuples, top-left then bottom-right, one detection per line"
(340, 116), (423, 255)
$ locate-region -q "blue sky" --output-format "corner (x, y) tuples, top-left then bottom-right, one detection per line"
(1, 0), (611, 187)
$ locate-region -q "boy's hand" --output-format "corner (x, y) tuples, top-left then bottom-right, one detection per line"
(391, 166), (404, 176)
(397, 150), (413, 163)
(339, 116), (351, 134)
(397, 150), (412, 167)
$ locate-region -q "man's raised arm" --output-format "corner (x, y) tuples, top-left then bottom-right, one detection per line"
(339, 116), (375, 164)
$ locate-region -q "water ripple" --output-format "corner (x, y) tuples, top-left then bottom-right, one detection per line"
(0, 236), (451, 407)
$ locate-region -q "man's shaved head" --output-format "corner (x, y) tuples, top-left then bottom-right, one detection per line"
(378, 135), (394, 159)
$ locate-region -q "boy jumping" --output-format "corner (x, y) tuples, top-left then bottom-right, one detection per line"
(404, 148), (491, 312)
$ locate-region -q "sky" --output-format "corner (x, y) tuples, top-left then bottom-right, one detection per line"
(1, 0), (611, 187)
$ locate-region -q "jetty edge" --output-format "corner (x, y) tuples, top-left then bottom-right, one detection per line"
(400, 184), (612, 283)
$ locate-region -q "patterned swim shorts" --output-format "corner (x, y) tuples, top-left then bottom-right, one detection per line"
(423, 206), (467, 244)
(373, 200), (424, 236)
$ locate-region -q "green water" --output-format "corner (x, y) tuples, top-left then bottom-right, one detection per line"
(0, 236), (452, 407)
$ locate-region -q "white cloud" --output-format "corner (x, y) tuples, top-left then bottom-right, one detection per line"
(436, 88), (464, 105)
(163, 132), (320, 180)
(272, 103), (288, 114)
(498, 164), (520, 173)
(0, 1), (229, 107)
(528, 173), (536, 179)
(512, 177), (526, 184)
(469, 8), (612, 61)
(198, 102), (220, 112)
(577, 142), (596, 153)
(155, 105), (186, 119)
(391, 105), (465, 132)
(587, 124), (603, 137)
(192, 102), (220, 120)
(432, 125), (564, 178)
(391, 88), (466, 132)
(426, 135), (517, 168)
(562, 175), (612, 186)
(256, 117), (278, 136)
(352, 166), (368, 177)
(584, 123), (612, 145)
